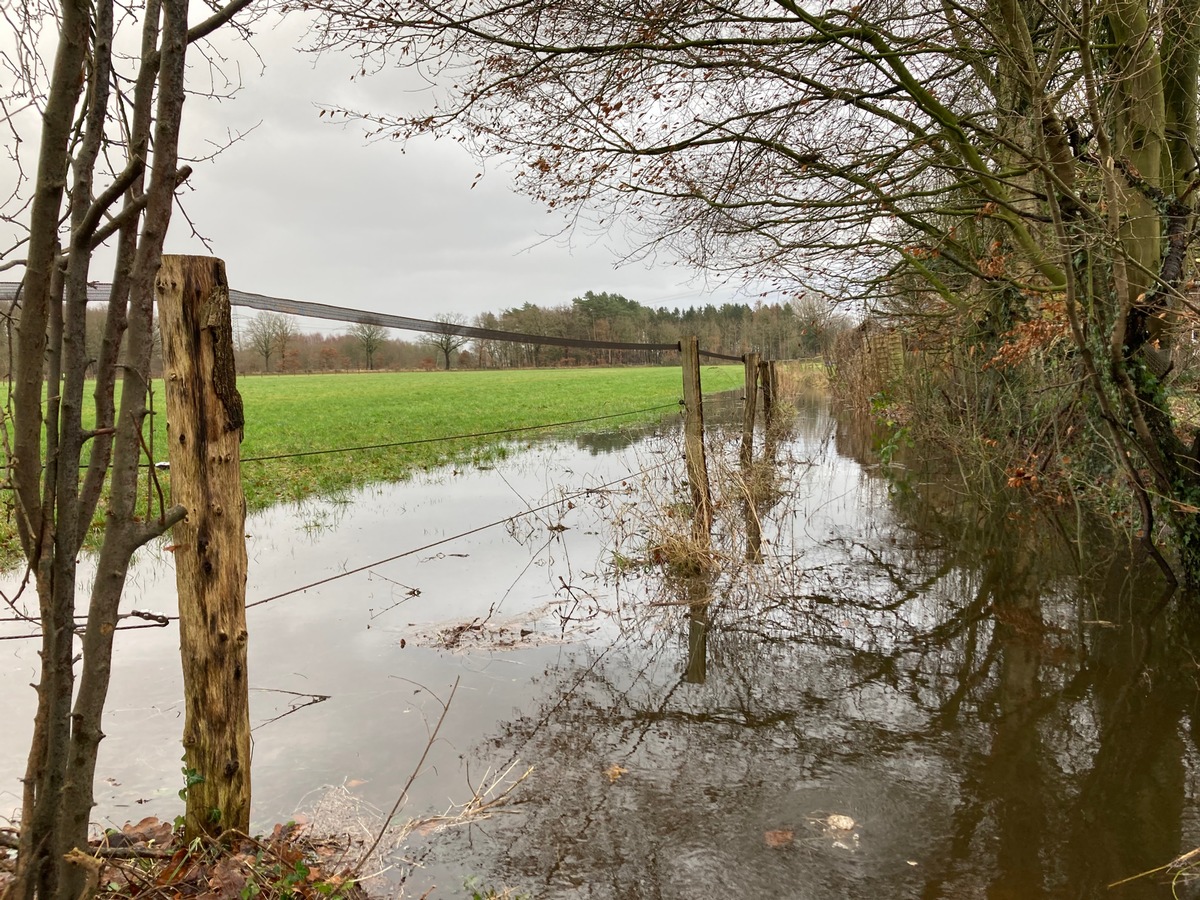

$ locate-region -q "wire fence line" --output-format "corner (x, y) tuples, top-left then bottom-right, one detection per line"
(243, 457), (675, 611)
(0, 456), (679, 640)
(78, 402), (681, 470)
(0, 275), (744, 638)
(0, 282), (745, 362)
(237, 402), (680, 463)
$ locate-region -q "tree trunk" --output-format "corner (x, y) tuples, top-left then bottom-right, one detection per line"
(11, 2), (99, 897)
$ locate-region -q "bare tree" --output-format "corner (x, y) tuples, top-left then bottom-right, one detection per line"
(275, 313), (298, 370)
(1, 0), (255, 895)
(245, 312), (297, 373)
(421, 313), (470, 370)
(349, 321), (388, 370)
(790, 294), (850, 358)
(301, 0), (1200, 587)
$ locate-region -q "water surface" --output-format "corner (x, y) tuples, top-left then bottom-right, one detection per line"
(1, 394), (1198, 898)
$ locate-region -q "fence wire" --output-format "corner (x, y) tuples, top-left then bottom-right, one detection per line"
(0, 274), (743, 640)
(0, 457), (678, 640)
(0, 282), (744, 361)
(238, 403), (680, 463)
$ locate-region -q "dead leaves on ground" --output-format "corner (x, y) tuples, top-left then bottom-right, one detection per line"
(83, 818), (366, 900)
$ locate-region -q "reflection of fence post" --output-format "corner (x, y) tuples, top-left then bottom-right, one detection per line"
(759, 359), (781, 460)
(741, 352), (763, 562)
(157, 255), (251, 839)
(758, 359), (774, 428)
(684, 590), (709, 685)
(680, 336), (712, 535)
(740, 352), (760, 468)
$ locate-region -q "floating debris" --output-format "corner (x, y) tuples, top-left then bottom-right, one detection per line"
(604, 764), (629, 784)
(764, 829), (795, 849)
(825, 814), (856, 831)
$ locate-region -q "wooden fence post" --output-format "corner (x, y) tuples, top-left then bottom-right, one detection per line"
(157, 255), (251, 839)
(680, 336), (712, 535)
(741, 352), (763, 562)
(740, 352), (760, 469)
(759, 359), (782, 461)
(758, 359), (774, 429)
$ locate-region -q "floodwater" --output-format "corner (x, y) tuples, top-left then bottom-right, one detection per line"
(3, 392), (1200, 898)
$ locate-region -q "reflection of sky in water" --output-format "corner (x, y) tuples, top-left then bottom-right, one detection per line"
(2, 393), (1198, 899)
(0, 434), (687, 827)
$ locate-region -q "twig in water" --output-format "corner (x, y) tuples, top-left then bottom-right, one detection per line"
(351, 677), (459, 878)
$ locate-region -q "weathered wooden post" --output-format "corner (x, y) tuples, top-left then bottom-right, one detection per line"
(680, 336), (712, 535)
(758, 358), (774, 429)
(759, 359), (781, 462)
(157, 255), (251, 839)
(740, 352), (760, 469)
(740, 352), (763, 562)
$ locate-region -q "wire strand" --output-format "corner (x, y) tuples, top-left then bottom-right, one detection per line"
(0, 457), (679, 641)
(239, 403), (680, 463)
(0, 282), (746, 361)
(244, 457), (676, 610)
(79, 402), (683, 469)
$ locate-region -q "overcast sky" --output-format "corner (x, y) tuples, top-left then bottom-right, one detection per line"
(0, 10), (790, 336)
(91, 11), (780, 331)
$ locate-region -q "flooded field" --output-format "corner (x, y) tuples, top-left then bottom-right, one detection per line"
(3, 392), (1200, 898)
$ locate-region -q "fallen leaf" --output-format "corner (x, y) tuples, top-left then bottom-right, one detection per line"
(155, 849), (193, 887)
(604, 764), (628, 783)
(764, 829), (795, 848)
(122, 816), (173, 845)
(208, 855), (248, 899)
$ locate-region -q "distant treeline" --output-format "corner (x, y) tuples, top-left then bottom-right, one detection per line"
(469, 291), (852, 368)
(231, 292), (852, 373)
(5, 291), (853, 377)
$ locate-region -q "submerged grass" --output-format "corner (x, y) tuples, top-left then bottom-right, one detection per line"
(3, 366), (742, 561)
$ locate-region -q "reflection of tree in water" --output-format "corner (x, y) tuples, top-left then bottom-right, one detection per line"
(574, 426), (665, 456)
(441, 398), (1200, 899)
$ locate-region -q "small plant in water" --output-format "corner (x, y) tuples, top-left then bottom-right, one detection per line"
(869, 390), (913, 468)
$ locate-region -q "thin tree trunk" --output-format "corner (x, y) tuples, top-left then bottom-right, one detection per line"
(12, 1), (92, 896)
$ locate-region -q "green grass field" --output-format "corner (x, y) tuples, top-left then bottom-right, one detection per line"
(221, 366), (733, 509)
(135, 363), (739, 515)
